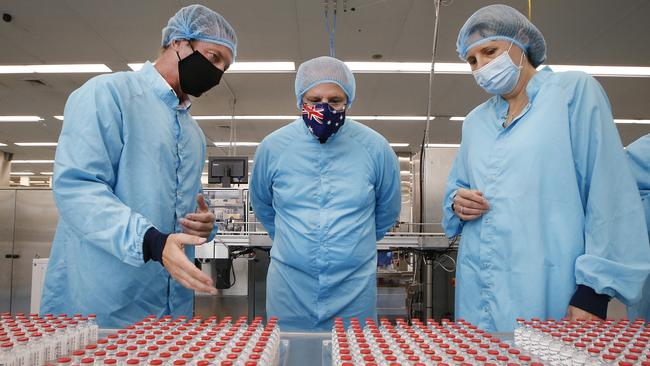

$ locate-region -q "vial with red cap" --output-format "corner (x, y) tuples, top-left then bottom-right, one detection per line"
(0, 342), (16, 366)
(13, 336), (31, 366)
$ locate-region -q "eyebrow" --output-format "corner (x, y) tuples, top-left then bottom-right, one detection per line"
(206, 48), (230, 71)
(467, 45), (498, 60)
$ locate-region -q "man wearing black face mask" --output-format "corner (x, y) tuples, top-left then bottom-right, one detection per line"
(41, 4), (237, 328)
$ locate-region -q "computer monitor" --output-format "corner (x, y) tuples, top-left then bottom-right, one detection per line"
(208, 156), (248, 187)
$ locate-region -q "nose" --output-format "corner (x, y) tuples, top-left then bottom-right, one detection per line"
(474, 55), (491, 70)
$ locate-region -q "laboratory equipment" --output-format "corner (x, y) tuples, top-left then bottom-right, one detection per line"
(208, 157), (248, 187)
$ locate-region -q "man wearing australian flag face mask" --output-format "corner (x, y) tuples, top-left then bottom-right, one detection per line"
(250, 56), (401, 331)
(41, 4), (237, 328)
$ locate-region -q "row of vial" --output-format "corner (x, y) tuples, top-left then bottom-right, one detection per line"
(331, 317), (540, 366)
(2, 314), (280, 366)
(332, 319), (650, 366)
(513, 318), (649, 366)
(0, 313), (99, 366)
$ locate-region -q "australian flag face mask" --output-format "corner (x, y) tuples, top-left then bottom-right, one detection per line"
(301, 102), (346, 144)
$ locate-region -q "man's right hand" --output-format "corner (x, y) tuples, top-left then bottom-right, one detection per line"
(162, 233), (218, 294)
(453, 188), (490, 221)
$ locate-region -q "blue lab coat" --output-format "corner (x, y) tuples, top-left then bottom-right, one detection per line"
(442, 67), (650, 332)
(250, 119), (401, 331)
(626, 134), (650, 320)
(41, 62), (209, 328)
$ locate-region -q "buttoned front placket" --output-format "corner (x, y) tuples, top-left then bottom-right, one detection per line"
(315, 139), (329, 324)
(478, 100), (532, 326)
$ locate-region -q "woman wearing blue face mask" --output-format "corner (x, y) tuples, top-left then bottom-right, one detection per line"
(442, 4), (650, 332)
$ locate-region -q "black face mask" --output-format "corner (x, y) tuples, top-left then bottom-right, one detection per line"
(176, 46), (224, 97)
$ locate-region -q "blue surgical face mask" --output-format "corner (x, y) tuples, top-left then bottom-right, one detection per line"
(301, 102), (346, 143)
(472, 42), (525, 95)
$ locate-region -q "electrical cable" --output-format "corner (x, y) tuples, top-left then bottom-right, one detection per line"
(418, 0), (443, 233)
(324, 0), (338, 58)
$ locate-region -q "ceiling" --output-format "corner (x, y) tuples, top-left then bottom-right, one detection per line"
(1, 0), (649, 177)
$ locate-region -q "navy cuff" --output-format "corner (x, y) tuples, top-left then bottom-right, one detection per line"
(143, 227), (169, 263)
(569, 284), (610, 319)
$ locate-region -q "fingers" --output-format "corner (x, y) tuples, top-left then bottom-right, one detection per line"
(176, 255), (214, 287)
(180, 218), (212, 238)
(181, 217), (212, 231)
(182, 228), (209, 238)
(185, 212), (214, 223)
(163, 235), (217, 294)
(455, 205), (485, 216)
(196, 194), (210, 213)
(173, 233), (207, 246)
(457, 213), (483, 222)
(171, 262), (217, 294)
(454, 189), (488, 222)
(456, 189), (490, 210)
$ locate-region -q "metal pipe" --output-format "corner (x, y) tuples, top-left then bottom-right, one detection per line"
(425, 258), (434, 319)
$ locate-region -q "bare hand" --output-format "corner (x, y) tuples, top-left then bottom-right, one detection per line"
(567, 305), (602, 321)
(162, 233), (217, 294)
(180, 194), (215, 238)
(453, 188), (490, 221)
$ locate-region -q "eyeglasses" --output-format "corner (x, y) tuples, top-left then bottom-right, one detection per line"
(302, 100), (347, 112)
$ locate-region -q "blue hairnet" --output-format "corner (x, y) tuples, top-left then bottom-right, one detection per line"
(456, 4), (546, 68)
(162, 4), (238, 61)
(295, 56), (356, 109)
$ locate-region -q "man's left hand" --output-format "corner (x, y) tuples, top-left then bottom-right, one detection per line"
(567, 305), (602, 321)
(180, 194), (215, 238)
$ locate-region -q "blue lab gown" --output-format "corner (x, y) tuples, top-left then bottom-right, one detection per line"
(41, 62), (211, 328)
(442, 67), (650, 332)
(626, 134), (650, 320)
(250, 119), (401, 331)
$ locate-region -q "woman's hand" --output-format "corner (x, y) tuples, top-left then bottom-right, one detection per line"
(453, 188), (490, 221)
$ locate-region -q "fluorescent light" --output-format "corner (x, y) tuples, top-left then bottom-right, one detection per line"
(14, 142), (57, 147)
(398, 157), (410, 162)
(0, 143), (6, 146)
(40, 172), (53, 175)
(54, 115), (64, 121)
(346, 62), (431, 73)
(351, 116), (430, 121)
(0, 66), (33, 73)
(389, 143), (410, 147)
(10, 172), (34, 176)
(213, 142), (259, 147)
(400, 171), (411, 175)
(344, 62), (472, 74)
(248, 160), (254, 163)
(0, 64), (111, 74)
(346, 62), (650, 76)
(228, 62), (295, 73)
(547, 65), (650, 77)
(0, 116), (43, 122)
(11, 160), (55, 163)
(614, 119), (650, 124)
(434, 63), (472, 74)
(194, 115), (296, 120)
(128, 62), (295, 73)
(426, 143), (460, 148)
(450, 116), (465, 121)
